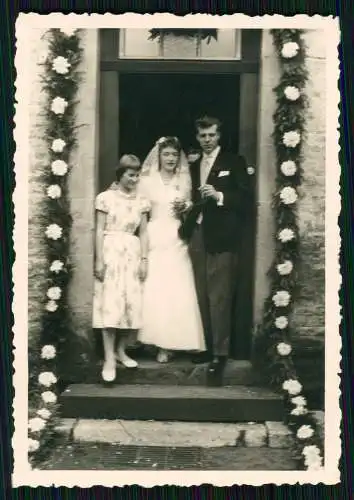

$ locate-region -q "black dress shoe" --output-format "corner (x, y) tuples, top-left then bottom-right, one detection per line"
(206, 357), (227, 387)
(191, 352), (213, 364)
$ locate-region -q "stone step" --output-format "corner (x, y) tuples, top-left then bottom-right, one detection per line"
(60, 383), (284, 422)
(63, 359), (261, 386)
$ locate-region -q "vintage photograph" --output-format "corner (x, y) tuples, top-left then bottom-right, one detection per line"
(13, 14), (340, 486)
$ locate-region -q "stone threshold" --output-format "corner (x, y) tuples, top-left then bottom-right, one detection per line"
(56, 410), (324, 450)
(56, 418), (294, 449)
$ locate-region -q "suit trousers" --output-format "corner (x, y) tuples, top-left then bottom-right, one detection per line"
(188, 225), (238, 357)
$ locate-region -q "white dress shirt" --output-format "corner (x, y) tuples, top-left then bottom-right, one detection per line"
(197, 146), (223, 224)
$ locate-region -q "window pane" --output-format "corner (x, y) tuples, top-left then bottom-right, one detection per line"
(162, 33), (198, 59)
(201, 30), (240, 59)
(120, 29), (159, 58)
(119, 29), (241, 60)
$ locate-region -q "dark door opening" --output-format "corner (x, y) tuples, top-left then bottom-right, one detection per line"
(119, 73), (240, 160)
(116, 72), (253, 360)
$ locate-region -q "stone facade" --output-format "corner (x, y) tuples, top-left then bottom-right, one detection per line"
(27, 29), (326, 390)
(28, 29), (50, 345)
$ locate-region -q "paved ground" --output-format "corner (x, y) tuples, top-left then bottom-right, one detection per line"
(40, 442), (298, 470)
(37, 413), (324, 471)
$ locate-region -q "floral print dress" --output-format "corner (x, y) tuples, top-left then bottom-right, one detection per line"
(92, 189), (150, 329)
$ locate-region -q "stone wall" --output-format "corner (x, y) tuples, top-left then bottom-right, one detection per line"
(292, 30), (326, 341)
(28, 29), (49, 346)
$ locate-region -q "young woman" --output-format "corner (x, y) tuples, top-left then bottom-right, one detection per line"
(137, 137), (206, 363)
(92, 154), (150, 383)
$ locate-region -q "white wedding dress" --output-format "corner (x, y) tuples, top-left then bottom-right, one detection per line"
(138, 171), (206, 352)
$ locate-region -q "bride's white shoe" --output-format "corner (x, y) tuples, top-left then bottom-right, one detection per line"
(157, 349), (171, 364)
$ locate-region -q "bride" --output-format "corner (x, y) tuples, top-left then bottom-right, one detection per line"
(138, 136), (206, 363)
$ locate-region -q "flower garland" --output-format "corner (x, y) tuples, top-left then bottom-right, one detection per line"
(28, 27), (82, 465)
(254, 29), (324, 471)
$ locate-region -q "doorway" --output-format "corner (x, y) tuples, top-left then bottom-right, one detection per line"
(98, 70), (256, 359)
(119, 73), (240, 161)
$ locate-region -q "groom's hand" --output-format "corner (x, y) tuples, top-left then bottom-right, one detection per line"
(200, 184), (222, 203)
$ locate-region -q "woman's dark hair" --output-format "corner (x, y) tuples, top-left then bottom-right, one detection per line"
(195, 115), (222, 133)
(115, 154), (141, 182)
(157, 136), (182, 171)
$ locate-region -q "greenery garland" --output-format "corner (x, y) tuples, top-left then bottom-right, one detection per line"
(28, 27), (82, 466)
(149, 28), (218, 43)
(255, 29), (324, 471)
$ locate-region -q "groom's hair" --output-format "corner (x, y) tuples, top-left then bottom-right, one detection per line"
(115, 154), (141, 181)
(195, 115), (221, 132)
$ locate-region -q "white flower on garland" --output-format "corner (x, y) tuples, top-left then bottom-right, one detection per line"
(38, 371), (58, 388)
(302, 445), (322, 469)
(282, 130), (301, 148)
(280, 160), (297, 177)
(52, 56), (71, 75)
(278, 228), (295, 243)
(47, 286), (62, 301)
(272, 291), (291, 307)
(45, 300), (58, 313)
(50, 260), (64, 274)
(45, 223), (62, 240)
(59, 27), (77, 37)
(28, 417), (46, 433)
(41, 391), (57, 404)
(280, 186), (298, 205)
(291, 406), (308, 416)
(284, 86), (301, 101)
(47, 184), (62, 199)
(51, 139), (66, 153)
(51, 97), (68, 115)
(306, 460), (323, 471)
(291, 395), (307, 407)
(276, 260), (294, 275)
(28, 438), (40, 452)
(276, 342), (292, 356)
(275, 316), (288, 329)
(281, 41), (300, 59)
(282, 379), (302, 395)
(51, 159), (68, 176)
(41, 345), (56, 359)
(297, 425), (315, 440)
(37, 408), (51, 420)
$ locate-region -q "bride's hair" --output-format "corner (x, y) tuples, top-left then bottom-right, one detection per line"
(157, 136), (182, 171)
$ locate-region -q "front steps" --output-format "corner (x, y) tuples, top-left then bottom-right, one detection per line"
(60, 358), (284, 422)
(60, 383), (284, 422)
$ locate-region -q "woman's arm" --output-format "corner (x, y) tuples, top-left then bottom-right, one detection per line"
(94, 210), (106, 281)
(139, 213), (149, 281)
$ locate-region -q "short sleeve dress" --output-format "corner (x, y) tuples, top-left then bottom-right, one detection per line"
(92, 189), (150, 330)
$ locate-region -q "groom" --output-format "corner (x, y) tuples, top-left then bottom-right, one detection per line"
(179, 116), (253, 386)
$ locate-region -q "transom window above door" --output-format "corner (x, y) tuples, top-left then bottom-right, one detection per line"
(118, 29), (242, 60)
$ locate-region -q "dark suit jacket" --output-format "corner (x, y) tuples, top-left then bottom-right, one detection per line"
(179, 149), (254, 253)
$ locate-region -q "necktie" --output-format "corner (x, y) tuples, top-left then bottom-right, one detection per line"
(197, 156), (211, 224)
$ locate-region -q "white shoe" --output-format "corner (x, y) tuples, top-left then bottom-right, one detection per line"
(116, 353), (138, 369)
(157, 350), (170, 364)
(101, 362), (116, 383)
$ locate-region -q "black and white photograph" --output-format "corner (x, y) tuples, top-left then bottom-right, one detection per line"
(13, 13), (340, 487)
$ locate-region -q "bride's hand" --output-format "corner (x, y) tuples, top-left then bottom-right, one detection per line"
(139, 258), (148, 281)
(172, 199), (190, 217)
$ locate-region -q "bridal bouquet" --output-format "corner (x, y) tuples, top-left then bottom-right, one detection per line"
(171, 198), (191, 219)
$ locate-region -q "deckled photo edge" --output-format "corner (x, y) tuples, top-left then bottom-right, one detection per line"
(12, 13), (341, 487)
